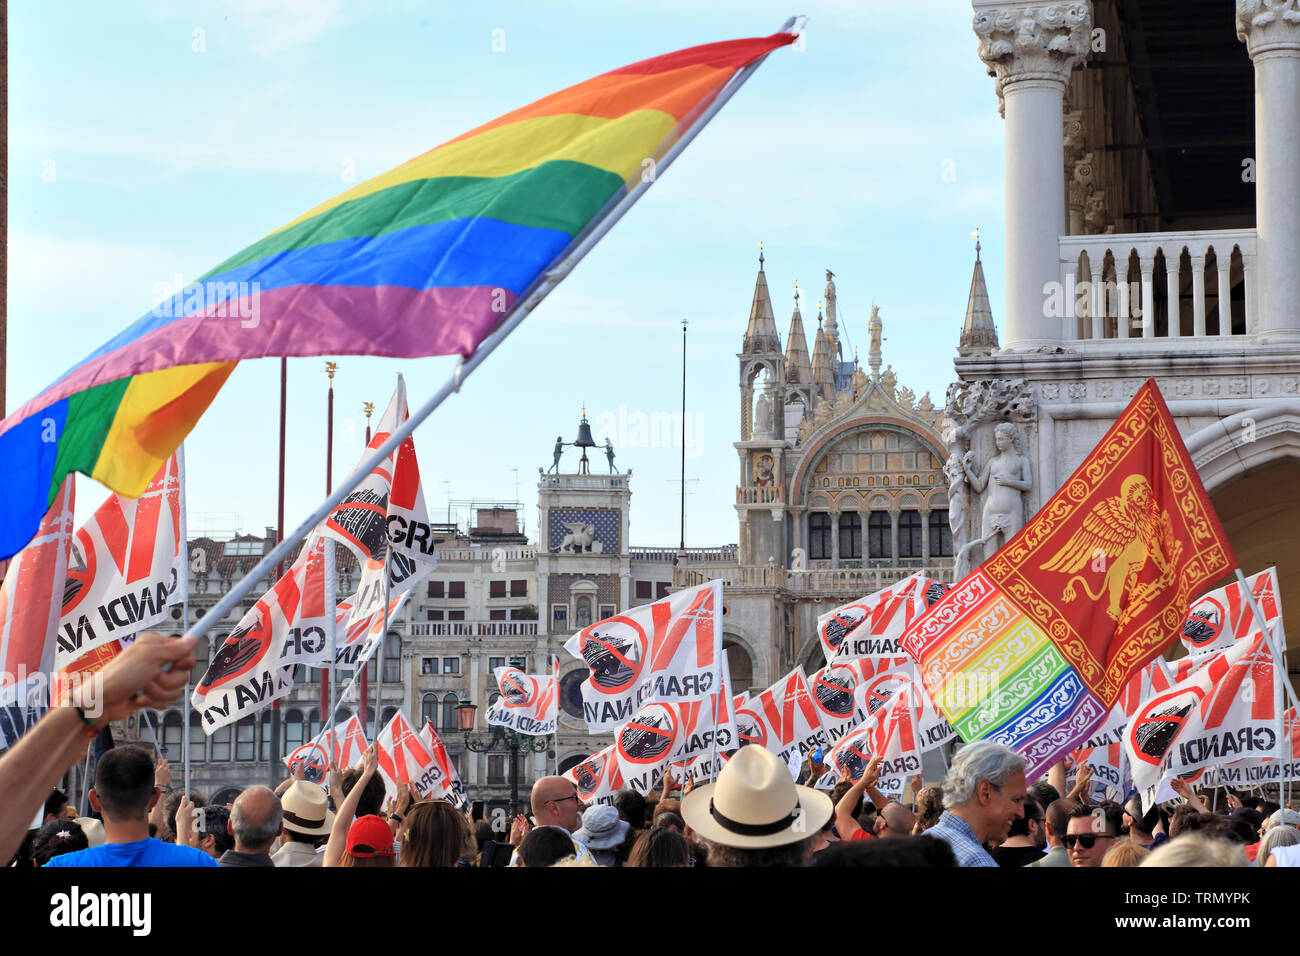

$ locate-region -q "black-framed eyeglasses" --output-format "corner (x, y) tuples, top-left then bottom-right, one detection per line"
(549, 793), (580, 806)
(1063, 833), (1115, 849)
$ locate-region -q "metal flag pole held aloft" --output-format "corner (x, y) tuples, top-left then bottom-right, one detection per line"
(183, 16), (800, 648)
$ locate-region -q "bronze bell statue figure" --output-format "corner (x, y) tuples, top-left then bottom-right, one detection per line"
(574, 409), (596, 474)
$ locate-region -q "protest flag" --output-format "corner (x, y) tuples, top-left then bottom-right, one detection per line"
(486, 662), (559, 736)
(564, 579), (723, 731)
(564, 744), (625, 807)
(191, 534), (337, 734)
(816, 573), (948, 665)
(418, 720), (469, 810)
(0, 476), (75, 753)
(56, 454), (185, 671)
(902, 379), (1236, 780)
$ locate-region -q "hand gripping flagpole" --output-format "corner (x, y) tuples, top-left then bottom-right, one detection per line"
(183, 17), (802, 649)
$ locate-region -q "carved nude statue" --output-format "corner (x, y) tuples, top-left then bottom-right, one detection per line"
(962, 422), (1033, 558)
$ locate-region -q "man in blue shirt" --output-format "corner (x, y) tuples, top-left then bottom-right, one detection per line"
(46, 746), (218, 867)
(926, 741), (1027, 868)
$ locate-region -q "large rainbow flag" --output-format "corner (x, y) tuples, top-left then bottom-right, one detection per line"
(0, 31), (797, 559)
(901, 380), (1236, 780)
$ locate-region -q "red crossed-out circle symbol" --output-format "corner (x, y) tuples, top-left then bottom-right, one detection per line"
(863, 673), (913, 717)
(734, 706), (767, 749)
(1182, 597), (1226, 650)
(617, 703), (679, 766)
(500, 669), (537, 709)
(813, 666), (857, 720)
(835, 730), (874, 780)
(62, 528), (98, 616)
(821, 605), (868, 653)
(1129, 686), (1205, 767)
(574, 753), (608, 800)
(578, 616), (649, 696)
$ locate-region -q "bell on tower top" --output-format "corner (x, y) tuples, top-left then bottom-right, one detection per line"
(573, 409), (597, 474)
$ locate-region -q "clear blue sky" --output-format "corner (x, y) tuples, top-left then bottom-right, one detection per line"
(8, 0), (1005, 548)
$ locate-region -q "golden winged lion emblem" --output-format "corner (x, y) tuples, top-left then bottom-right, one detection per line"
(1039, 475), (1183, 624)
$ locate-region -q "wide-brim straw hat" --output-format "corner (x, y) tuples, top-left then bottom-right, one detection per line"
(280, 781), (334, 837)
(681, 745), (832, 849)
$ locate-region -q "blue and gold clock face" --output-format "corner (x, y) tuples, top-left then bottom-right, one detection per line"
(560, 669), (587, 720)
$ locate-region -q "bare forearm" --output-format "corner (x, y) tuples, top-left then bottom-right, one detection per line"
(323, 772), (371, 866)
(0, 708), (91, 863)
(865, 785), (890, 812)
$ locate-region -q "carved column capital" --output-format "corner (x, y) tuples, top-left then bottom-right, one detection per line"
(1063, 110), (1086, 167)
(1237, 1), (1300, 57)
(973, 2), (1092, 112)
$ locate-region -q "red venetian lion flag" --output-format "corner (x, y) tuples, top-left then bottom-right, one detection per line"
(902, 379), (1236, 780)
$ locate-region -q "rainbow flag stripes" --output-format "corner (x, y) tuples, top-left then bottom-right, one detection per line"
(0, 32), (796, 559)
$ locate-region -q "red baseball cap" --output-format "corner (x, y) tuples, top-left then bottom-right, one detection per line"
(346, 815), (395, 858)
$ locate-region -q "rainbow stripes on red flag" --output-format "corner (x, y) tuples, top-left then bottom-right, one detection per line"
(902, 379), (1236, 779)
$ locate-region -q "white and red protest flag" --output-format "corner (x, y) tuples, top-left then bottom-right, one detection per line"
(564, 744), (625, 807)
(332, 589), (410, 671)
(486, 660), (558, 736)
(615, 701), (682, 795)
(817, 682), (923, 798)
(1066, 741), (1127, 800)
(1125, 625), (1282, 805)
(56, 454), (184, 671)
(322, 375), (437, 620)
(375, 709), (453, 803)
(285, 714), (370, 782)
(418, 720), (468, 809)
(1207, 706), (1300, 789)
(0, 476), (75, 681)
(334, 714), (368, 768)
(669, 656), (737, 772)
(746, 666), (830, 774)
(564, 579), (723, 731)
(1180, 569), (1280, 662)
(192, 534), (337, 733)
(817, 574), (947, 666)
(0, 476), (75, 748)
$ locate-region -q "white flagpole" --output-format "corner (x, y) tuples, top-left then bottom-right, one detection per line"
(372, 550), (390, 742)
(324, 541), (338, 763)
(177, 445), (192, 799)
(181, 18), (800, 649)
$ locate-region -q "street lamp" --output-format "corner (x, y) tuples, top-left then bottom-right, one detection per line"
(456, 698), (551, 817)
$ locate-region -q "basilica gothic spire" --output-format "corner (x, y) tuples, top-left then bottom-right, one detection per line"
(784, 286), (812, 386)
(742, 244), (781, 354)
(810, 305), (835, 404)
(958, 232), (998, 355)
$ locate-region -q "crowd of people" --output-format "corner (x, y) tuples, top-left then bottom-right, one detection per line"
(1, 634), (1296, 868)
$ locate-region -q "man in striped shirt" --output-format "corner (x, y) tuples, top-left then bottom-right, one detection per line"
(926, 741), (1027, 868)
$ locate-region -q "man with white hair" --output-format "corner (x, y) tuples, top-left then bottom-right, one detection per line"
(926, 741), (1027, 867)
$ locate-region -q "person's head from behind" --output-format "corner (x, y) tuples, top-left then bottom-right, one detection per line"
(1043, 798), (1076, 848)
(1004, 794), (1044, 848)
(342, 814), (395, 867)
(875, 802), (916, 839)
(89, 746), (159, 825)
(1141, 835), (1248, 867)
(1256, 825), (1300, 866)
(517, 826), (574, 867)
(530, 776), (581, 832)
(1027, 779), (1061, 808)
(44, 789), (70, 823)
(340, 767), (386, 819)
(941, 741), (1027, 845)
(196, 805), (233, 857)
(1066, 802), (1123, 867)
(229, 786), (282, 854)
(401, 800), (473, 867)
(679, 745), (832, 868)
(163, 789), (205, 842)
(627, 826), (691, 867)
(613, 789), (647, 830)
(812, 835), (957, 867)
(32, 819), (88, 865)
(1100, 839), (1149, 867)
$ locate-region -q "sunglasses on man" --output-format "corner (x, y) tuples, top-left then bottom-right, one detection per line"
(1063, 833), (1115, 849)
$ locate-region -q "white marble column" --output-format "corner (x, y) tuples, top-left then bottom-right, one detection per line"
(974, 2), (1092, 350)
(1237, 3), (1300, 341)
